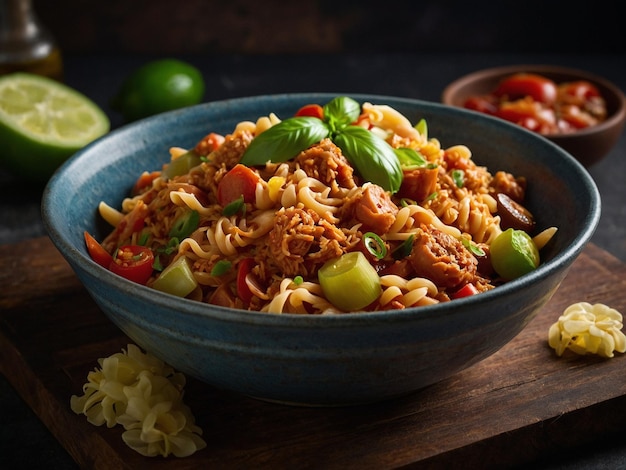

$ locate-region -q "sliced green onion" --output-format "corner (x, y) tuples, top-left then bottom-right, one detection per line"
(318, 251), (382, 312)
(157, 237), (180, 255)
(137, 229), (151, 246)
(400, 198), (417, 207)
(451, 169), (465, 188)
(152, 256), (198, 297)
(461, 237), (485, 257)
(152, 255), (164, 272)
(293, 275), (304, 285)
(211, 260), (232, 276)
(425, 191), (438, 201)
(223, 195), (245, 216)
(363, 232), (387, 259)
(392, 234), (414, 260)
(169, 210), (200, 239)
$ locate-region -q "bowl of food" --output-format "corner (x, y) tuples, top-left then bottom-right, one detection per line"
(441, 64), (626, 167)
(42, 93), (600, 406)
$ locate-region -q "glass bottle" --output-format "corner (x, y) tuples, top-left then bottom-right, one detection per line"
(0, 0), (63, 80)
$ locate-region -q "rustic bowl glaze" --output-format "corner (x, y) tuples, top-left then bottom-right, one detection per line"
(442, 64), (626, 167)
(42, 93), (600, 406)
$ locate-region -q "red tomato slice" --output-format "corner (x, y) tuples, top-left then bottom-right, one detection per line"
(495, 100), (557, 133)
(559, 80), (601, 100)
(236, 257), (256, 305)
(463, 95), (498, 115)
(451, 283), (479, 299)
(109, 245), (155, 285)
(194, 132), (225, 156)
(559, 105), (597, 129)
(494, 73), (557, 105)
(84, 231), (113, 268)
(217, 164), (260, 206)
(295, 104), (324, 119)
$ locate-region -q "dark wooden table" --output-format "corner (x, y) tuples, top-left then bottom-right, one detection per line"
(1, 52), (625, 469)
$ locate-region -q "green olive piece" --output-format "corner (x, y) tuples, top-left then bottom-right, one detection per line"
(490, 228), (540, 280)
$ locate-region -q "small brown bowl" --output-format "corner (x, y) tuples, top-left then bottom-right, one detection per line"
(442, 64), (626, 167)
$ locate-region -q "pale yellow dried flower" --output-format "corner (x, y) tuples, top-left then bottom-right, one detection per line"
(548, 302), (626, 358)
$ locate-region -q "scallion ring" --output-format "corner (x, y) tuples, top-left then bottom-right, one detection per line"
(211, 260), (232, 276)
(363, 232), (387, 259)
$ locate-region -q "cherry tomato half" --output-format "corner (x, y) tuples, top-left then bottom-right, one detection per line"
(463, 96), (498, 115)
(295, 104), (324, 119)
(493, 73), (558, 105)
(109, 245), (155, 285)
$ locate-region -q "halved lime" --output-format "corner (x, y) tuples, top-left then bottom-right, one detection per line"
(0, 73), (110, 181)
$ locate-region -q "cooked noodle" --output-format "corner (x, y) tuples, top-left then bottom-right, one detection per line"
(95, 99), (557, 314)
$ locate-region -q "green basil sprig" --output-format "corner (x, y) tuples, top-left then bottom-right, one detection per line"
(333, 126), (402, 193)
(240, 96), (404, 193)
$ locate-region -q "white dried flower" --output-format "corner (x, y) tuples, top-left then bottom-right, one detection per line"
(70, 344), (206, 457)
(548, 302), (626, 358)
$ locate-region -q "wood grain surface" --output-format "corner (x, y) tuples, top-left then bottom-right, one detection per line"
(1, 237), (626, 469)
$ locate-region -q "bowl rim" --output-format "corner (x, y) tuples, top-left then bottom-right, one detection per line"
(441, 63), (626, 139)
(42, 92), (602, 328)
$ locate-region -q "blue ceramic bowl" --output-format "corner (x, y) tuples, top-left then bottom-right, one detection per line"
(42, 93), (600, 406)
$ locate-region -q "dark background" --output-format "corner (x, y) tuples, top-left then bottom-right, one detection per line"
(4, 1), (626, 469)
(34, 0), (625, 56)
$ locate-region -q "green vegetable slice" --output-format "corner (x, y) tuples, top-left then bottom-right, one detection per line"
(162, 150), (202, 179)
(223, 195), (245, 216)
(414, 118), (428, 139)
(152, 256), (198, 297)
(169, 210), (200, 239)
(490, 228), (540, 280)
(363, 232), (387, 259)
(211, 260), (232, 276)
(318, 251), (382, 312)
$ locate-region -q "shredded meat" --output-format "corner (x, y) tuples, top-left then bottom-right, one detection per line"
(490, 171), (527, 202)
(206, 130), (254, 169)
(397, 166), (438, 202)
(295, 138), (356, 192)
(408, 225), (478, 289)
(343, 184), (398, 234)
(268, 206), (348, 277)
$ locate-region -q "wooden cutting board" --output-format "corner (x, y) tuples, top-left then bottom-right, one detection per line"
(1, 237), (626, 469)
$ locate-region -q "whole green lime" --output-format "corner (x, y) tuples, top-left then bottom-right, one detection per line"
(111, 59), (205, 122)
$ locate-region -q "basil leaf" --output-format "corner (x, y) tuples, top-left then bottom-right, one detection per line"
(240, 116), (329, 166)
(323, 96), (361, 132)
(334, 125), (403, 194)
(394, 147), (428, 169)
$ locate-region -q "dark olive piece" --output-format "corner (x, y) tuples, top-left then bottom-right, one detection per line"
(496, 192), (535, 233)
